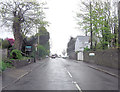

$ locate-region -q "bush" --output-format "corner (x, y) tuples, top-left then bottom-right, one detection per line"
(84, 46), (90, 51)
(0, 60), (12, 71)
(10, 49), (22, 59)
(37, 45), (47, 58)
(0, 61), (6, 71)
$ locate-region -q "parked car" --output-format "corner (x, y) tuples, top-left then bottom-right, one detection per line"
(51, 55), (56, 59)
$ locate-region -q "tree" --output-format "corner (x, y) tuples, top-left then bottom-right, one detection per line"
(37, 45), (47, 58)
(67, 37), (76, 56)
(0, 0), (47, 50)
(62, 49), (66, 56)
(76, 0), (118, 50)
(89, 1), (93, 50)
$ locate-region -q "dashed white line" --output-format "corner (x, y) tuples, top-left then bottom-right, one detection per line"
(65, 68), (72, 78)
(65, 68), (82, 91)
(72, 81), (82, 92)
(67, 71), (72, 78)
(75, 83), (82, 92)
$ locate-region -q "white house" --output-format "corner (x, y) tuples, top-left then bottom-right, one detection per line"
(75, 36), (90, 61)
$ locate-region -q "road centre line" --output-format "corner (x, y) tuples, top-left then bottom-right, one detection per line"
(65, 68), (82, 91)
(75, 83), (82, 92)
(72, 81), (82, 92)
(65, 68), (73, 78)
(67, 71), (72, 78)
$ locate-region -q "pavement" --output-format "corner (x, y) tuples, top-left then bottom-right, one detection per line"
(1, 58), (119, 91)
(0, 76), (1, 91)
(2, 58), (47, 89)
(71, 59), (119, 78)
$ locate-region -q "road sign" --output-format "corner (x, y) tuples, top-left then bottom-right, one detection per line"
(25, 46), (32, 51)
(89, 53), (95, 56)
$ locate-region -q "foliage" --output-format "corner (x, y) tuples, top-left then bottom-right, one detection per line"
(84, 46), (90, 51)
(62, 49), (66, 56)
(76, 0), (119, 50)
(10, 49), (22, 59)
(37, 26), (48, 36)
(0, 0), (48, 34)
(0, 0), (48, 50)
(37, 45), (48, 58)
(34, 25), (50, 58)
(0, 61), (6, 71)
(0, 60), (12, 71)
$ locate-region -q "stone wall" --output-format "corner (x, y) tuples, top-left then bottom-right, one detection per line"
(83, 49), (119, 69)
(2, 49), (7, 60)
(11, 58), (35, 68)
(69, 52), (77, 60)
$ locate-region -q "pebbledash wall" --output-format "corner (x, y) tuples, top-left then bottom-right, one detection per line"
(83, 49), (119, 69)
(69, 52), (77, 60)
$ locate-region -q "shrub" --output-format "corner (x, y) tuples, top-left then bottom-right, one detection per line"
(10, 49), (22, 59)
(37, 45), (47, 58)
(0, 60), (13, 71)
(84, 46), (90, 51)
(0, 61), (6, 71)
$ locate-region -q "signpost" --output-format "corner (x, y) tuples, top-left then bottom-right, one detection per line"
(25, 46), (32, 52)
(25, 46), (32, 56)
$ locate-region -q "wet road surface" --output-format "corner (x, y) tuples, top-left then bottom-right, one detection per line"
(3, 58), (118, 91)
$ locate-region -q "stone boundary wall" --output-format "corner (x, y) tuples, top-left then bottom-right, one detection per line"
(69, 52), (77, 60)
(2, 49), (7, 60)
(83, 49), (119, 69)
(11, 58), (35, 68)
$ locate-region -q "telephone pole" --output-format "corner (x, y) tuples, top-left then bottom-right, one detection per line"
(90, 1), (93, 50)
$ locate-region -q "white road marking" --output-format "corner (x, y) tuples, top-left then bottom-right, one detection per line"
(65, 68), (72, 78)
(67, 71), (72, 78)
(72, 81), (82, 92)
(75, 83), (82, 92)
(65, 68), (82, 91)
(19, 72), (29, 78)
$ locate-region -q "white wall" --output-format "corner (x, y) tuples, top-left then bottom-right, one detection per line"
(77, 52), (83, 61)
(75, 38), (90, 52)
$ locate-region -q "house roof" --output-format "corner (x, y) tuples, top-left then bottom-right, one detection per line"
(77, 36), (90, 42)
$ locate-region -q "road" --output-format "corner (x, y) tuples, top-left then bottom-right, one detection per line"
(3, 58), (118, 91)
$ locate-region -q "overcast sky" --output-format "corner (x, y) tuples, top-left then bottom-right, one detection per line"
(43, 0), (84, 55)
(0, 0), (85, 55)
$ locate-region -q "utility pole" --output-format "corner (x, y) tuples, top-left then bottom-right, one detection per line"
(90, 1), (93, 50)
(37, 26), (40, 46)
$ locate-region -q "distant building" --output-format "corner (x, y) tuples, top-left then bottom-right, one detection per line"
(75, 36), (90, 61)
